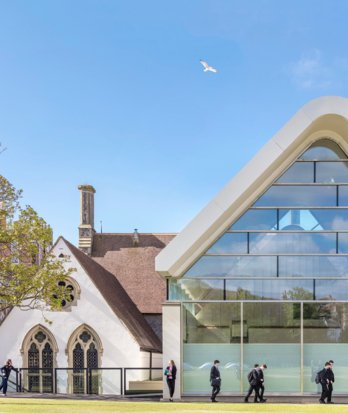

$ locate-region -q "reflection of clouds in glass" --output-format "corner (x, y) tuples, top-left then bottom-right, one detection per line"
(250, 233), (335, 254)
(279, 256), (348, 277)
(255, 186), (336, 207)
(186, 256), (277, 277)
(207, 233), (247, 254)
(332, 217), (348, 230)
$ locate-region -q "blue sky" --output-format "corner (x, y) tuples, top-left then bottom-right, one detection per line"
(2, 0), (348, 243)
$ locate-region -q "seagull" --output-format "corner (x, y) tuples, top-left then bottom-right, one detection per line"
(200, 59), (217, 73)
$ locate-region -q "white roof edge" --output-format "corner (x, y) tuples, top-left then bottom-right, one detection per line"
(155, 96), (348, 278)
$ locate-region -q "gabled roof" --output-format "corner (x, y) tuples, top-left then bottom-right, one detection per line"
(62, 237), (162, 353)
(156, 96), (348, 278)
(91, 233), (176, 313)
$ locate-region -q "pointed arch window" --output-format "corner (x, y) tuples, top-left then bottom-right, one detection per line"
(67, 326), (102, 394)
(299, 139), (347, 160)
(21, 326), (57, 393)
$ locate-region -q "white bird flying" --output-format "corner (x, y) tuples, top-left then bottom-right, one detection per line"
(200, 59), (217, 73)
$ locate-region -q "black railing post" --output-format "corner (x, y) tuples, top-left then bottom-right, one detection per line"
(19, 369), (22, 392)
(124, 368), (127, 396)
(54, 368), (57, 394)
(120, 368), (123, 396)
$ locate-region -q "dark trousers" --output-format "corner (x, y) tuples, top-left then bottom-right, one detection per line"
(166, 378), (175, 398)
(245, 384), (260, 402)
(211, 385), (220, 400)
(327, 382), (333, 402)
(259, 383), (265, 400)
(0, 377), (8, 395)
(320, 382), (329, 402)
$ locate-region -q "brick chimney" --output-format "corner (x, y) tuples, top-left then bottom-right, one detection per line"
(78, 185), (96, 255)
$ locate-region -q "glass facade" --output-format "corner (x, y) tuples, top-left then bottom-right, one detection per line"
(168, 139), (348, 395)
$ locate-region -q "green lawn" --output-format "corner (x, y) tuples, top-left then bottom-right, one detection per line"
(0, 399), (348, 413)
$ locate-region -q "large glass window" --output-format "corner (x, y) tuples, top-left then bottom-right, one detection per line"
(303, 303), (348, 393)
(186, 256), (277, 278)
(183, 303), (241, 394)
(254, 186), (337, 207)
(243, 302), (301, 392)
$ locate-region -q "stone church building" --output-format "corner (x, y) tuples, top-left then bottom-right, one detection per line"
(0, 185), (175, 394)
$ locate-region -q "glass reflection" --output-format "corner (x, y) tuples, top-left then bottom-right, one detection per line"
(277, 162), (314, 183)
(207, 233), (247, 254)
(243, 302), (301, 392)
(226, 279), (313, 300)
(169, 279), (223, 301)
(279, 209), (348, 231)
(339, 186), (348, 206)
(315, 279), (348, 301)
(231, 209), (277, 230)
(185, 256), (277, 278)
(254, 186), (337, 207)
(249, 233), (336, 254)
(338, 233), (348, 253)
(279, 256), (348, 277)
(316, 162), (348, 183)
(299, 139), (347, 160)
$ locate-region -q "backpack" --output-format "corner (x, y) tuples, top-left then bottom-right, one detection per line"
(247, 370), (254, 383)
(315, 369), (324, 384)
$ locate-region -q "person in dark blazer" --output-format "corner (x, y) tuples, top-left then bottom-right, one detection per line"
(210, 360), (221, 402)
(257, 364), (267, 402)
(0, 359), (17, 396)
(319, 362), (332, 404)
(164, 360), (177, 402)
(327, 360), (335, 404)
(244, 364), (261, 403)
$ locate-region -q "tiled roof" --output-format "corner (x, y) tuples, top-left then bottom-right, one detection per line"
(91, 233), (176, 314)
(64, 238), (162, 353)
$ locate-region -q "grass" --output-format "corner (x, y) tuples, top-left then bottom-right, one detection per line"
(0, 399), (348, 413)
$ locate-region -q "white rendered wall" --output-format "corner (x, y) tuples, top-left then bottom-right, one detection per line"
(0, 238), (147, 376)
(162, 303), (181, 400)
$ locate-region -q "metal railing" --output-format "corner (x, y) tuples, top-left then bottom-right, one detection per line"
(10, 367), (162, 396)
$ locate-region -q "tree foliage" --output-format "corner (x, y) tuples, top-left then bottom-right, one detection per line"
(0, 175), (74, 311)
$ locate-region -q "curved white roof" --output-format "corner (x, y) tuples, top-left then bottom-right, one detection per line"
(156, 96), (348, 278)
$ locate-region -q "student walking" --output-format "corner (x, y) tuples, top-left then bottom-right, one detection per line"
(164, 360), (177, 402)
(327, 360), (335, 404)
(257, 364), (267, 402)
(210, 360), (221, 402)
(0, 359), (17, 396)
(319, 362), (332, 404)
(244, 364), (261, 403)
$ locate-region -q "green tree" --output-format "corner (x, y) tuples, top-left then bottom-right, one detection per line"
(0, 175), (74, 311)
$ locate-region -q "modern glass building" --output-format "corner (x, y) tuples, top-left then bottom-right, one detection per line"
(156, 97), (348, 398)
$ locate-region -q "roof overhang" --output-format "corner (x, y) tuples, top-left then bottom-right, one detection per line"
(155, 96), (348, 279)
